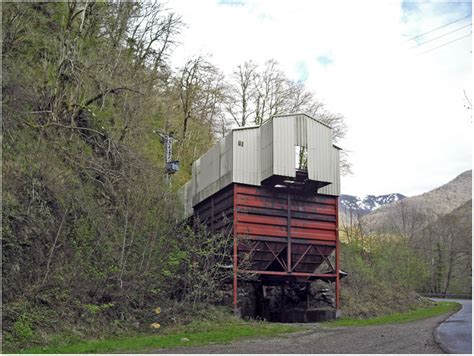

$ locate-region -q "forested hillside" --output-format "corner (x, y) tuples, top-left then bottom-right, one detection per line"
(363, 170), (472, 235)
(4, 2), (463, 353)
(2, 2), (351, 351)
(416, 199), (472, 295)
(342, 171), (472, 296)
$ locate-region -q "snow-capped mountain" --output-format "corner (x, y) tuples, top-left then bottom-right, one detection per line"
(363, 170), (472, 233)
(339, 193), (406, 216)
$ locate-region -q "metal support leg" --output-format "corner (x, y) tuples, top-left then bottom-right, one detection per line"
(287, 193), (292, 272)
(233, 185), (239, 316)
(335, 199), (341, 312)
(306, 283), (310, 310)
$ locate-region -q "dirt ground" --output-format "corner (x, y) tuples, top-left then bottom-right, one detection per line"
(156, 314), (451, 354)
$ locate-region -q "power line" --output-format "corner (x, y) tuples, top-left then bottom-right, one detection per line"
(409, 23), (472, 49)
(406, 14), (471, 42)
(419, 32), (472, 55)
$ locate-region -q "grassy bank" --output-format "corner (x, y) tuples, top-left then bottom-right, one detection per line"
(18, 301), (461, 353)
(324, 301), (461, 327)
(19, 319), (303, 354)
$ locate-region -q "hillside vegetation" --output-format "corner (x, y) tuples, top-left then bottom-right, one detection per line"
(1, 2), (462, 353)
(348, 171), (472, 296)
(416, 199), (472, 294)
(1, 2), (349, 352)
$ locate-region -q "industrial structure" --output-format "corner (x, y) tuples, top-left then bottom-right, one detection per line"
(178, 113), (342, 321)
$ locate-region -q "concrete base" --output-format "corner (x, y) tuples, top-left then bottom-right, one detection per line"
(268, 308), (340, 323)
(233, 306), (242, 318)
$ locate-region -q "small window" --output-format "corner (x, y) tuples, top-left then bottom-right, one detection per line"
(295, 145), (308, 170)
(238, 140), (244, 147)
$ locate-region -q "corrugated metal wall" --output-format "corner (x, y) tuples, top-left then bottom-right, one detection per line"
(233, 128), (260, 185)
(182, 113), (341, 214)
(318, 146), (341, 196)
(193, 183), (338, 276)
(272, 116), (296, 178)
(307, 117), (333, 183)
(198, 144), (220, 193)
(191, 133), (235, 207)
(191, 159), (199, 198)
(220, 134), (233, 180)
(260, 119), (273, 182)
(294, 114), (308, 147)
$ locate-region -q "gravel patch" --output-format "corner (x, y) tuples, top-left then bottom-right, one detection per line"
(156, 314), (451, 354)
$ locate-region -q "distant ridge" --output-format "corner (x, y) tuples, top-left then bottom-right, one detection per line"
(362, 170), (472, 234)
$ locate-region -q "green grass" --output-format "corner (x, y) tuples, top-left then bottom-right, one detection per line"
(20, 320), (303, 354)
(323, 301), (461, 327)
(16, 302), (461, 353)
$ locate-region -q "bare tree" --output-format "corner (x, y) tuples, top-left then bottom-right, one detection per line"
(225, 60), (346, 138)
(177, 57), (226, 138)
(225, 61), (258, 127)
(224, 59), (349, 170)
(123, 1), (182, 71)
(389, 200), (426, 244)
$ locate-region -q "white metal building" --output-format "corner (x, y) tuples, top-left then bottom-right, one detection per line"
(179, 113), (341, 218)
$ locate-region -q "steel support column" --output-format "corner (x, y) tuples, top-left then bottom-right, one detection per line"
(233, 185), (238, 314)
(287, 192), (292, 272)
(335, 198), (340, 310)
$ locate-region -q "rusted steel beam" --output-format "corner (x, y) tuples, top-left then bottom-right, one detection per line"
(236, 196), (336, 215)
(315, 244), (335, 273)
(335, 198), (340, 310)
(291, 244), (313, 271)
(237, 206), (337, 222)
(236, 213), (340, 232)
(246, 240), (261, 257)
(233, 184), (238, 312)
(287, 192), (291, 273)
(238, 269), (337, 278)
(236, 235), (336, 246)
(237, 185), (337, 205)
(236, 225), (336, 240)
(264, 241), (287, 271)
(195, 183), (340, 313)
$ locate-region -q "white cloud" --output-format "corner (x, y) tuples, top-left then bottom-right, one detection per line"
(168, 0), (472, 197)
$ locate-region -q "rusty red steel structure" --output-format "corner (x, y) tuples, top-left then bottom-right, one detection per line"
(193, 182), (341, 312)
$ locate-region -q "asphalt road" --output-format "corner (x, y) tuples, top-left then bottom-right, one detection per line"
(432, 298), (472, 354)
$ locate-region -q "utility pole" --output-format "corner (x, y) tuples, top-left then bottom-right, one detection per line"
(153, 129), (179, 187)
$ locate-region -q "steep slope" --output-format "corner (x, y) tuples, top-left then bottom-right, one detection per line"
(362, 170), (472, 234)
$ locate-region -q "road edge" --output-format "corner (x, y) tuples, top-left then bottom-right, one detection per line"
(432, 302), (464, 354)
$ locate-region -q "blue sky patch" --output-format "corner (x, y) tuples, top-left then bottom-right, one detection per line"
(295, 61), (309, 82)
(217, 0), (246, 6)
(401, 0), (472, 20)
(316, 55), (334, 67)
(401, 1), (472, 40)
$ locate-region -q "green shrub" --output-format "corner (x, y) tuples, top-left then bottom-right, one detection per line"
(340, 236), (429, 317)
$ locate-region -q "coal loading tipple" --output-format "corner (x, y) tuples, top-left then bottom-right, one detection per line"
(178, 113), (344, 322)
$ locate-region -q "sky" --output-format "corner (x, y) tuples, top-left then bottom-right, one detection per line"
(167, 0), (472, 197)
